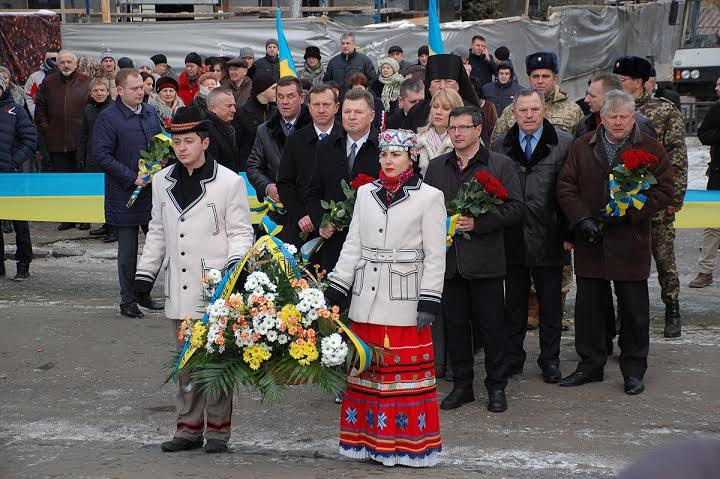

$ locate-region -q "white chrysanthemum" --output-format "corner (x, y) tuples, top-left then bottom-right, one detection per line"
(297, 288), (326, 314)
(207, 269), (222, 284)
(320, 334), (348, 367)
(235, 328), (254, 347)
(265, 330), (278, 342)
(283, 243), (298, 255)
(277, 334), (289, 345)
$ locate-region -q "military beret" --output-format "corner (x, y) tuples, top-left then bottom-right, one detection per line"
(612, 56), (652, 82)
(526, 52), (558, 75)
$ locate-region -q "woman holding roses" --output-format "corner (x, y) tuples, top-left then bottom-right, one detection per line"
(324, 129), (447, 467)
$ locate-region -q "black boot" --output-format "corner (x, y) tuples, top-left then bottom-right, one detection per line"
(14, 262), (30, 281)
(103, 226), (118, 243)
(0, 261), (6, 278)
(664, 301), (681, 338)
(77, 223), (90, 230)
(57, 222), (76, 231)
(161, 437), (203, 452)
(2, 220), (12, 234)
(89, 224), (109, 236)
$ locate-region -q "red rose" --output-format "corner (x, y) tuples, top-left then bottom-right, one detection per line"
(484, 177), (508, 200)
(475, 170), (493, 185)
(351, 174), (377, 190)
(621, 149), (659, 170)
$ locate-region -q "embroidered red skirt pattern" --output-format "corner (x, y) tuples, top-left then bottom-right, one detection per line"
(339, 322), (442, 467)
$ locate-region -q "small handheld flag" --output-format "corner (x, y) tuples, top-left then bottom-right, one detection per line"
(428, 0), (444, 55)
(276, 8), (297, 77)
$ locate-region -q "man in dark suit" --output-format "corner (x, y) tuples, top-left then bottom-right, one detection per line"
(277, 85), (341, 248)
(206, 87), (239, 172)
(306, 89), (382, 273)
(385, 78), (424, 130)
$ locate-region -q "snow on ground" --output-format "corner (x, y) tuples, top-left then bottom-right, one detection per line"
(687, 136), (711, 191)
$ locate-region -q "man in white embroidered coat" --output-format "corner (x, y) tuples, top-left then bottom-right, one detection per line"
(134, 105), (254, 453)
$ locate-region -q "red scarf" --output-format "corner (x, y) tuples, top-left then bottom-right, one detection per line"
(379, 168), (414, 203)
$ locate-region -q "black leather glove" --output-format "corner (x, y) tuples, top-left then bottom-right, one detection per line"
(416, 311), (437, 332)
(597, 212), (630, 226)
(576, 217), (603, 245)
(324, 287), (348, 312)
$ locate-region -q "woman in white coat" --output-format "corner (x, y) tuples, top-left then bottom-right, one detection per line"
(325, 129), (447, 468)
(416, 88), (463, 176)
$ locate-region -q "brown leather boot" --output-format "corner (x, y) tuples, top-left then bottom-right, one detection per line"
(688, 272), (713, 288)
(527, 293), (539, 330)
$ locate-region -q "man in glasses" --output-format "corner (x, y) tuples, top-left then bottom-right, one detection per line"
(424, 106), (523, 413)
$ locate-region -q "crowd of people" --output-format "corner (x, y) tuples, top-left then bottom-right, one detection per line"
(1, 30), (719, 467)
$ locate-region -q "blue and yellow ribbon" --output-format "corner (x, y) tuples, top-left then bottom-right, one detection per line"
(127, 133), (173, 208)
(445, 213), (460, 250)
(605, 174), (648, 217)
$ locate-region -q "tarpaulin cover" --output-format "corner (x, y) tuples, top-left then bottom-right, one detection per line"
(59, 1), (681, 99)
(0, 12), (62, 84)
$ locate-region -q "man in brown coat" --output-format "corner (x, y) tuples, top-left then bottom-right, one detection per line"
(556, 90), (673, 395)
(34, 50), (91, 230)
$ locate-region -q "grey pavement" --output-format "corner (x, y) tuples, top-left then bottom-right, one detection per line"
(1, 219), (719, 478)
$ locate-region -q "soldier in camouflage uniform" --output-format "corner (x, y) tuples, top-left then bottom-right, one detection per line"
(491, 52), (583, 330)
(613, 56), (688, 338)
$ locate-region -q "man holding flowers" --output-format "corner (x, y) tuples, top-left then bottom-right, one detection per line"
(424, 106), (523, 413)
(556, 90), (673, 395)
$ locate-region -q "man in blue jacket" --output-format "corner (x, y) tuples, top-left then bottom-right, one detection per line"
(0, 76), (37, 280)
(94, 69), (164, 318)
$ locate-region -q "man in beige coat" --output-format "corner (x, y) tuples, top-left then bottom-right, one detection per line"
(135, 105), (254, 453)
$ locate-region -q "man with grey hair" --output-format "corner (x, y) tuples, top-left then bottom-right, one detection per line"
(557, 88), (674, 395)
(386, 78), (425, 129)
(491, 89), (574, 384)
(323, 32), (377, 91)
(576, 72), (657, 138)
(206, 87), (239, 172)
(34, 50), (91, 229)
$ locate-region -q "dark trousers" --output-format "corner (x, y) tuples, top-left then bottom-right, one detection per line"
(504, 265), (563, 370)
(0, 220), (32, 265)
(575, 277), (650, 379)
(116, 224), (148, 308)
(442, 276), (507, 392)
(50, 151), (77, 173)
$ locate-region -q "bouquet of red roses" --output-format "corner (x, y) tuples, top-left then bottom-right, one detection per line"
(605, 149), (659, 217)
(447, 170), (508, 239)
(320, 174), (377, 231)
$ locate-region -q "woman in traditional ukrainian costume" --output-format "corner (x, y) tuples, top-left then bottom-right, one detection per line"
(324, 129), (447, 467)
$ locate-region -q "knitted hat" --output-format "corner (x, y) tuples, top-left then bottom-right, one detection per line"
(156, 76), (179, 93)
(497, 60), (514, 74)
(167, 105), (210, 135)
(613, 56), (653, 82)
(378, 57), (400, 75)
(117, 57), (134, 69)
(388, 45), (403, 54)
(238, 47), (254, 59)
(378, 129), (419, 161)
(100, 48), (114, 62)
(136, 58), (155, 71)
(304, 46), (321, 61)
(251, 72), (276, 97)
(266, 38), (279, 48)
(417, 45), (429, 56)
(525, 52), (559, 75)
(0, 75), (6, 94)
(150, 54), (167, 65)
(185, 52), (203, 68)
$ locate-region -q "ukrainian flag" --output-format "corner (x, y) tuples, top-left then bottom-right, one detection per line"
(276, 8), (297, 78)
(428, 0), (444, 55)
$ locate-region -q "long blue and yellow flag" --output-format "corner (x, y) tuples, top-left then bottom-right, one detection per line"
(276, 8), (297, 78)
(428, 0), (444, 55)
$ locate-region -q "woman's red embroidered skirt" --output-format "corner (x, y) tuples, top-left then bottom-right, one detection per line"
(339, 322), (442, 467)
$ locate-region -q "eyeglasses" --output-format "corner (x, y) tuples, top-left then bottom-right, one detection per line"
(447, 125), (478, 133)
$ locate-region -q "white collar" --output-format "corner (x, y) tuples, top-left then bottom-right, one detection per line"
(346, 129), (370, 156)
(314, 123), (333, 138)
(121, 99), (142, 115)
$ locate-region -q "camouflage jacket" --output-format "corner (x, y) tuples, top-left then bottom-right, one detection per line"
(635, 92), (688, 206)
(490, 85), (583, 143)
